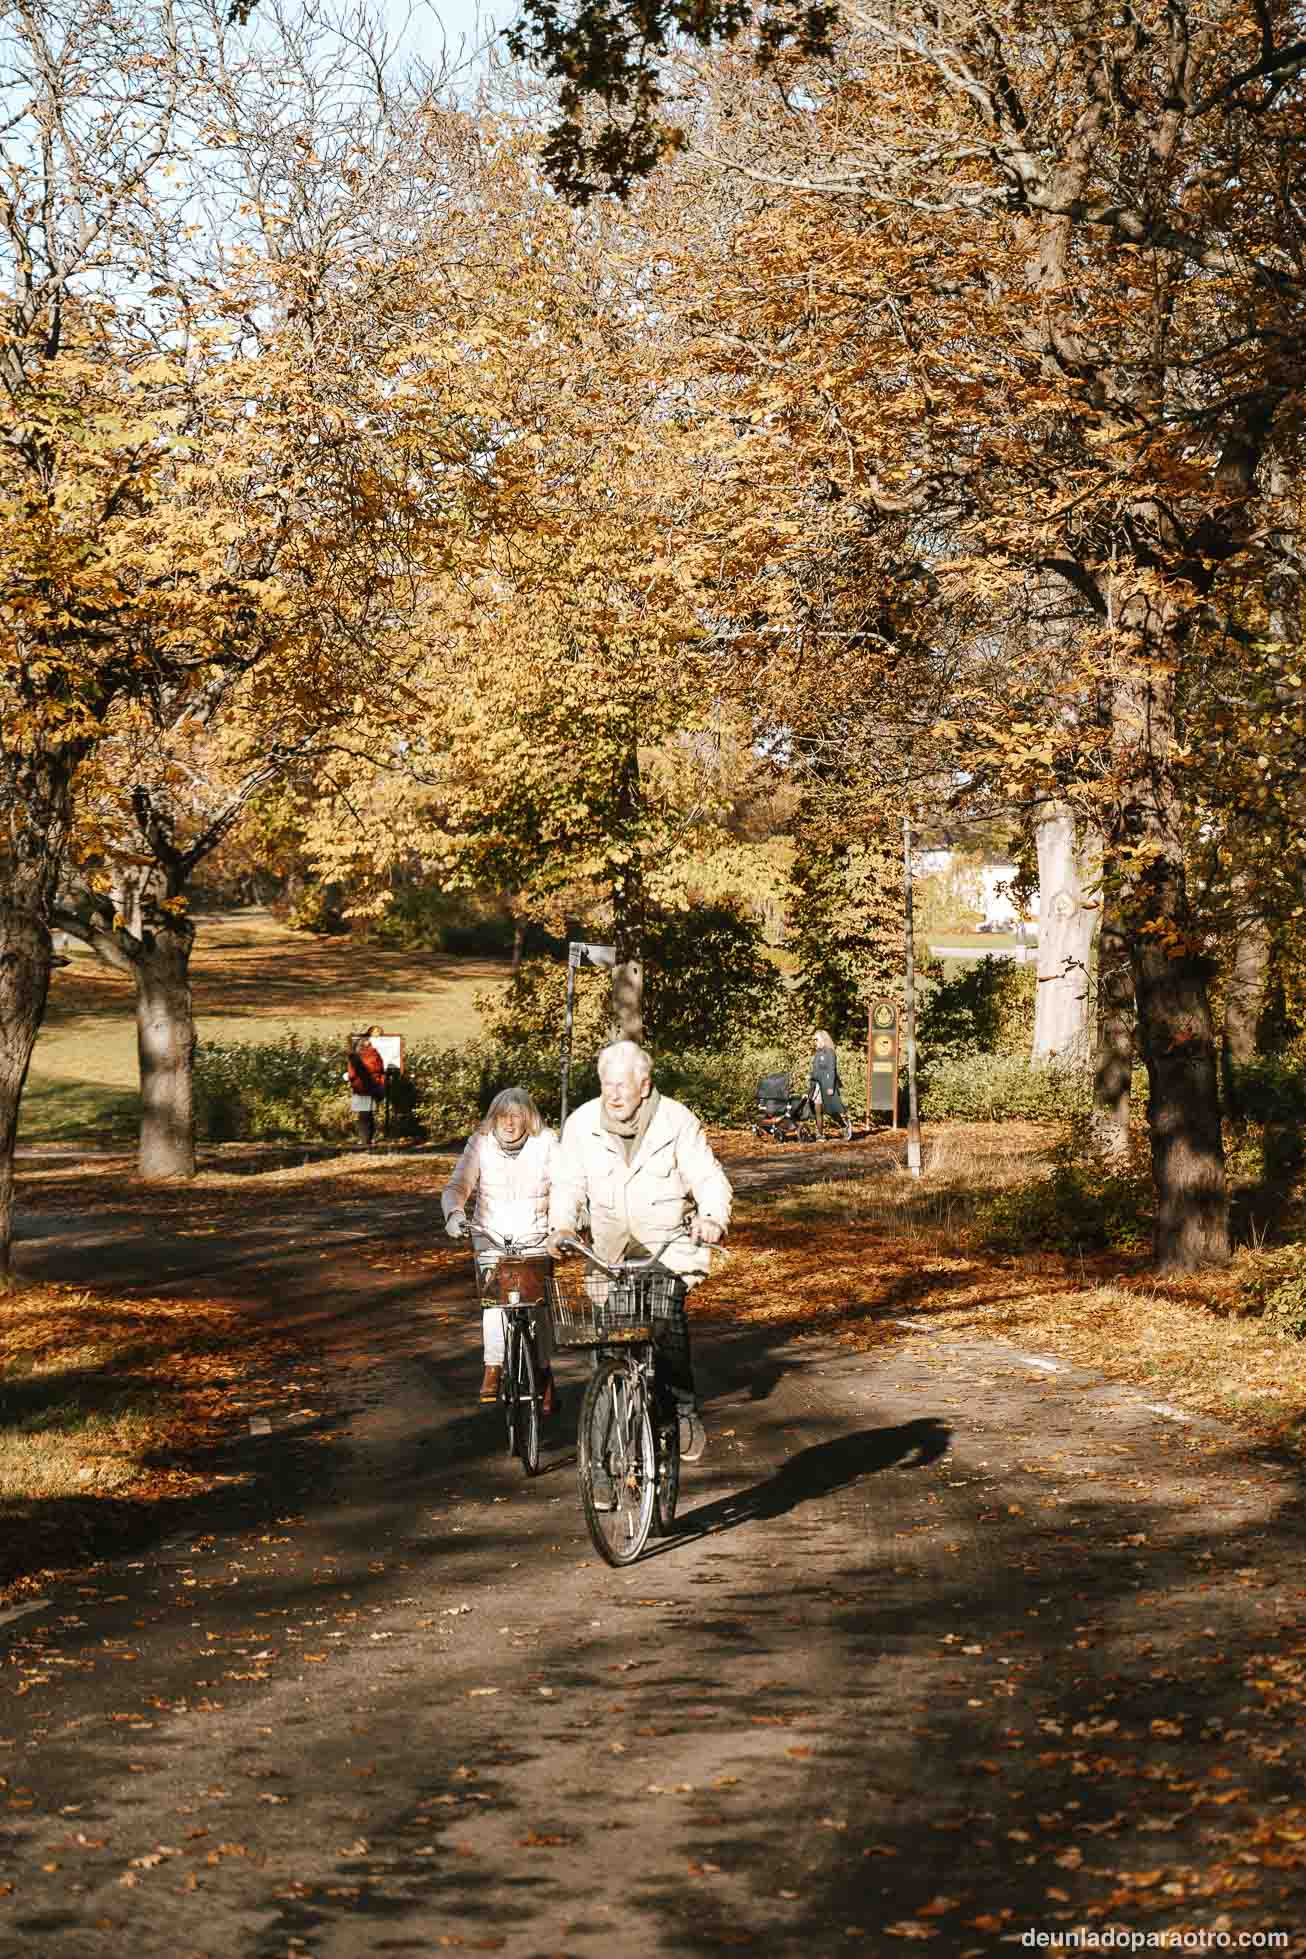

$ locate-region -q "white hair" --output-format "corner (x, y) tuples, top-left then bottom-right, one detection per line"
(597, 1040), (653, 1084)
(476, 1086), (544, 1138)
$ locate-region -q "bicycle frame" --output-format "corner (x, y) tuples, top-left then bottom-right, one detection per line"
(553, 1234), (687, 1565)
(469, 1227), (550, 1476)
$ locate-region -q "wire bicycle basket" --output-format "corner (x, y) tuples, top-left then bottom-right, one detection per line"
(549, 1259), (685, 1347)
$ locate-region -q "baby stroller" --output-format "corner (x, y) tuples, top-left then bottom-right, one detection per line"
(752, 1072), (818, 1143)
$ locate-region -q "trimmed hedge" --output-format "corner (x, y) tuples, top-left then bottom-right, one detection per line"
(918, 1053), (1088, 1121)
(193, 1033), (1156, 1144)
(194, 1034), (810, 1146)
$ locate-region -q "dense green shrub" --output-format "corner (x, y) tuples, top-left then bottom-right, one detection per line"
(195, 1037), (348, 1142)
(480, 903), (784, 1056)
(197, 1031), (807, 1148)
(197, 1035), (431, 1144)
(370, 886), (568, 958)
(918, 1052), (1092, 1122)
(478, 962), (611, 1058)
(643, 904), (784, 1048)
(414, 1041), (802, 1138)
(975, 1129), (1153, 1255)
(1237, 1244), (1306, 1338)
(1225, 1058), (1306, 1127)
(916, 957), (1037, 1068)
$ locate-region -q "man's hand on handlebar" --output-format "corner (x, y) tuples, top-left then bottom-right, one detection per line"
(690, 1216), (725, 1247)
(445, 1210), (470, 1241)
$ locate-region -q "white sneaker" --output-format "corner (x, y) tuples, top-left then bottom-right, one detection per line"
(679, 1414), (707, 1463)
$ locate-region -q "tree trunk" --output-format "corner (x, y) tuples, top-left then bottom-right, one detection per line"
(611, 960), (645, 1041)
(135, 915), (198, 1180)
(0, 739), (82, 1280)
(0, 899), (54, 1286)
(1112, 651), (1229, 1270)
(510, 915), (526, 976)
(1133, 932), (1228, 1269)
(1092, 898), (1134, 1160)
(1221, 910), (1271, 1124)
(1030, 799), (1096, 1065)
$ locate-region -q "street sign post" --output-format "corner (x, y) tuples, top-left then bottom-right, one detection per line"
(560, 942), (617, 1127)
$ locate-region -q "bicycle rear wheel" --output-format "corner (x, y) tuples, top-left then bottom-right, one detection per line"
(578, 1359), (656, 1566)
(652, 1402), (680, 1538)
(511, 1325), (541, 1476)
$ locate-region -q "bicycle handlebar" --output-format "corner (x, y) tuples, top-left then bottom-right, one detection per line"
(469, 1226), (701, 1275)
(471, 1227), (550, 1255)
(553, 1232), (690, 1278)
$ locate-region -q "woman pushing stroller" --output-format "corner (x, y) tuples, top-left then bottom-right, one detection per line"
(810, 1030), (854, 1142)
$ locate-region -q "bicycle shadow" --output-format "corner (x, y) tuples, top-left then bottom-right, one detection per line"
(661, 1416), (951, 1549)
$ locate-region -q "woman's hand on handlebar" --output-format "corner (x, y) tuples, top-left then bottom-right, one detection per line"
(445, 1210), (470, 1241)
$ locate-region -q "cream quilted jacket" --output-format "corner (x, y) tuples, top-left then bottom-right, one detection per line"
(549, 1094), (731, 1285)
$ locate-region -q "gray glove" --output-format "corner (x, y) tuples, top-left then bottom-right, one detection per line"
(445, 1210), (469, 1241)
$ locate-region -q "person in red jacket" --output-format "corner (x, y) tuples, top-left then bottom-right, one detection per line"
(346, 1026), (387, 1147)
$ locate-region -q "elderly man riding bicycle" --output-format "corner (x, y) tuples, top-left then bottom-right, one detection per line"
(547, 1039), (731, 1462)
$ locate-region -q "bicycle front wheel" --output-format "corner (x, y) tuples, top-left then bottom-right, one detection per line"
(578, 1359), (656, 1566)
(511, 1326), (541, 1477)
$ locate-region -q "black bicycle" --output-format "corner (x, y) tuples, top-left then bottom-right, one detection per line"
(472, 1228), (552, 1478)
(549, 1236), (685, 1566)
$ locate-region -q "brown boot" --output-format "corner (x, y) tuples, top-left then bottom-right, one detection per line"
(479, 1365), (501, 1403)
(540, 1370), (557, 1419)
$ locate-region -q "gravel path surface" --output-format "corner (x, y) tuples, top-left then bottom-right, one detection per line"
(4, 1173), (1305, 1957)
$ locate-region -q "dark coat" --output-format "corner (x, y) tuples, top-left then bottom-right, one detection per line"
(809, 1046), (841, 1102)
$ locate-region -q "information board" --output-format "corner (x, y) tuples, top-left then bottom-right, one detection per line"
(868, 1000), (900, 1120)
(353, 1032), (404, 1074)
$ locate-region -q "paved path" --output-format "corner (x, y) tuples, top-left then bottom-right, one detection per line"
(4, 1192), (1306, 1956)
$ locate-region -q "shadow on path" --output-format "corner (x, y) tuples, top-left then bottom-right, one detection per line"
(667, 1417), (951, 1546)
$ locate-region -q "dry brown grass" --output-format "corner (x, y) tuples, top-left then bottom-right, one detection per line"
(0, 1283), (317, 1583)
(698, 1120), (1306, 1456)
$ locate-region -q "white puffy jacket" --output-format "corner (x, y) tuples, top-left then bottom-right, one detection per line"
(441, 1129), (557, 1244)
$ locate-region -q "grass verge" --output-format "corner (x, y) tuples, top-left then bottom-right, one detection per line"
(23, 906), (506, 1143)
(697, 1121), (1306, 1456)
(0, 1283), (318, 1596)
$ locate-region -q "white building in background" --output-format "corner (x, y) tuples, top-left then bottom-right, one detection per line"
(915, 852), (1040, 930)
(977, 863), (1039, 928)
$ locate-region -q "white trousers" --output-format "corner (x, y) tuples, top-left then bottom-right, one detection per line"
(482, 1305), (553, 1369)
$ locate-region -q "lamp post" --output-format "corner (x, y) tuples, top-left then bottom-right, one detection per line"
(903, 813), (922, 1177)
(560, 941), (616, 1126)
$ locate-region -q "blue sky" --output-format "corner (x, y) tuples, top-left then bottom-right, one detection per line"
(380, 0), (516, 78)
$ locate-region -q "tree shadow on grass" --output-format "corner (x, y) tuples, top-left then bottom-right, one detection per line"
(17, 1076), (140, 1145)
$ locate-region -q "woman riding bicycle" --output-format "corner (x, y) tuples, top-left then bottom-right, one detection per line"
(442, 1087), (558, 1412)
(547, 1040), (731, 1462)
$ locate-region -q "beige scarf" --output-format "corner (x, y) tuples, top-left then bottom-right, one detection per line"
(601, 1087), (661, 1165)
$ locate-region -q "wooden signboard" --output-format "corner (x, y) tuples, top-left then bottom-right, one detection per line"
(868, 1000), (900, 1124)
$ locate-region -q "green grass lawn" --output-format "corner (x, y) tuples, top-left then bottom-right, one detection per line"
(22, 910), (509, 1145)
(927, 930), (1028, 951)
